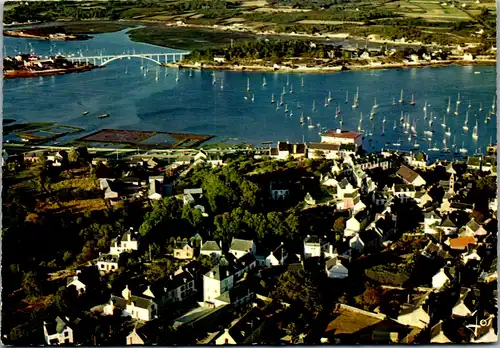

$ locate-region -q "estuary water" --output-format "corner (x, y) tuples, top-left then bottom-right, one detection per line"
(3, 28), (497, 158)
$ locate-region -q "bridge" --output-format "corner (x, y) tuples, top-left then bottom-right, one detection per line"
(66, 52), (189, 67)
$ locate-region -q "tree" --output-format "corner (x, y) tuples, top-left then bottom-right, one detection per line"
(333, 217), (346, 235)
(356, 286), (383, 311)
(68, 148), (80, 164)
(22, 271), (41, 298)
(274, 270), (323, 314)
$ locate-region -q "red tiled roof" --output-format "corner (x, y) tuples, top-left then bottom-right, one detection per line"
(397, 165), (420, 184)
(323, 130), (362, 139)
(449, 236), (477, 250)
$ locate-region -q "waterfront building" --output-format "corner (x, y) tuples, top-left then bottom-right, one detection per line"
(320, 129), (363, 148)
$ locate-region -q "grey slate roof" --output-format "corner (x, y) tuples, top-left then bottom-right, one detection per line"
(230, 238), (254, 252)
(110, 294), (154, 310)
(441, 217), (457, 228)
(466, 219), (480, 232)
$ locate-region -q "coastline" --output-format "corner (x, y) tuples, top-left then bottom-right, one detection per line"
(167, 59), (496, 74)
(4, 30), (90, 41)
(3, 65), (99, 79)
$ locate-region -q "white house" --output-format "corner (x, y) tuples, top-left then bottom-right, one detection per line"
(126, 325), (149, 345)
(320, 129), (363, 148)
(432, 267), (452, 289)
(103, 286), (157, 321)
(430, 321), (451, 343)
(66, 272), (86, 296)
(424, 211), (441, 234)
(392, 184), (416, 202)
(229, 238), (256, 259)
(43, 317), (74, 345)
(263, 243), (287, 267)
(303, 235), (329, 258)
(148, 179), (163, 200)
(109, 229), (139, 255)
(465, 219), (488, 237)
(397, 305), (430, 329)
(439, 217), (457, 235)
(325, 253), (348, 279)
(213, 55), (226, 63)
(183, 188), (203, 206)
(200, 240), (223, 258)
(96, 253), (119, 274)
(452, 288), (474, 317)
(349, 233), (365, 252)
(344, 210), (370, 238)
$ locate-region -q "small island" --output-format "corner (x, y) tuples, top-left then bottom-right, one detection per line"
(4, 28), (91, 41)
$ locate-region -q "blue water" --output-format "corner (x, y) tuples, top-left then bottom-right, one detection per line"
(3, 28), (497, 159)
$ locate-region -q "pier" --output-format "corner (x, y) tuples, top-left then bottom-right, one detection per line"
(66, 52), (189, 67)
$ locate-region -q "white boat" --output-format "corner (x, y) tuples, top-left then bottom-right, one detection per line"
(246, 78), (250, 91)
(155, 69), (158, 81)
(301, 77), (304, 87)
(328, 91), (332, 103)
(221, 79), (224, 89)
(276, 104), (280, 111)
(357, 112), (363, 132)
(189, 69), (193, 77)
(423, 101), (427, 112)
(463, 111), (469, 131)
(252, 94), (255, 103)
(373, 97), (379, 108)
(445, 127), (451, 136)
(410, 94), (415, 105)
(490, 95), (496, 115)
(339, 116), (343, 126)
(429, 145), (440, 152)
(300, 112), (305, 125)
(312, 100), (316, 112)
(297, 101), (301, 109)
(456, 92), (461, 105)
(399, 89), (404, 103)
(446, 97), (451, 113)
(212, 73), (216, 85)
(290, 110), (293, 117)
(459, 141), (468, 153)
(175, 71), (179, 82)
(441, 114), (446, 128)
(479, 101), (483, 112)
(472, 119), (478, 140)
(262, 76), (267, 87)
(282, 86), (286, 95)
(352, 87), (359, 108)
(468, 101), (472, 109)
(307, 117), (315, 128)
(125, 66), (128, 74)
(392, 97), (396, 106)
(336, 104), (340, 116)
(381, 122), (385, 136)
(289, 85), (293, 94)
(324, 97), (328, 107)
(284, 104), (289, 113)
(424, 130), (433, 136)
(345, 91), (348, 104)
(382, 116), (386, 123)
(286, 76), (289, 86)
(454, 102), (459, 116)
(393, 120), (397, 130)
(369, 107), (375, 120)
(413, 142), (420, 148)
(271, 93), (275, 104)
(280, 94), (284, 106)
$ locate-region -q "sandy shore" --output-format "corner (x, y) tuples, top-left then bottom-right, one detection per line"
(166, 59), (495, 74)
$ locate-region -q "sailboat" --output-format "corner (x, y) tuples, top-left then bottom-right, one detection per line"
(463, 111), (469, 131)
(289, 110), (293, 118)
(472, 119), (478, 140)
(336, 104), (341, 116)
(423, 101), (427, 112)
(345, 91), (348, 104)
(479, 101), (483, 112)
(301, 77), (304, 88)
(252, 94), (255, 103)
(276, 104), (280, 111)
(286, 76), (289, 86)
(358, 112), (363, 132)
(189, 69), (193, 77)
(312, 100), (316, 112)
(399, 89), (404, 103)
(468, 100), (472, 109)
(155, 69), (159, 81)
(352, 88), (359, 108)
(459, 141), (468, 154)
(246, 78), (250, 92)
(279, 94), (284, 106)
(400, 111), (404, 122)
(373, 97), (379, 108)
(212, 73), (216, 84)
(442, 136), (450, 153)
(429, 144), (440, 152)
(262, 76), (267, 87)
(392, 97), (396, 106)
(220, 79), (224, 89)
(125, 65), (128, 74)
(165, 67), (168, 76)
(429, 112), (433, 127)
(410, 94), (415, 105)
(490, 95), (496, 115)
(307, 117), (315, 128)
(446, 97), (451, 113)
(339, 115), (343, 126)
(328, 91), (332, 103)
(289, 85), (293, 94)
(369, 107), (375, 120)
(324, 97), (329, 108)
(393, 120), (397, 130)
(282, 86), (286, 96)
(175, 71), (179, 82)
(284, 104), (289, 113)
(454, 102), (459, 116)
(300, 112), (305, 125)
(456, 92), (461, 105)
(297, 101), (301, 109)
(381, 122), (385, 136)
(140, 57), (144, 70)
(441, 114), (446, 128)
(271, 93), (275, 104)
(445, 127), (451, 136)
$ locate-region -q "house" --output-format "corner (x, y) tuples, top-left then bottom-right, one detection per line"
(445, 236), (477, 251)
(424, 211), (441, 234)
(439, 216), (457, 235)
(276, 141), (307, 159)
(349, 233), (365, 252)
(462, 249), (481, 264)
(344, 209), (370, 238)
(324, 247), (348, 279)
(432, 267), (452, 289)
(303, 235), (329, 258)
(214, 306), (269, 344)
(43, 316), (74, 345)
(103, 286), (157, 321)
(421, 241), (451, 260)
(320, 173), (338, 187)
(183, 188), (203, 206)
(451, 288), (476, 317)
(320, 129), (363, 148)
(448, 202), (474, 214)
(126, 323), (151, 345)
(465, 218), (488, 237)
(341, 189), (366, 214)
(213, 55), (226, 63)
(308, 142), (341, 159)
(322, 304), (411, 344)
(148, 179), (163, 200)
(200, 240), (222, 259)
(414, 190), (433, 207)
(211, 284), (254, 308)
(335, 178), (355, 200)
(100, 178), (120, 202)
(96, 253), (119, 274)
(172, 240), (195, 260)
(429, 321), (451, 343)
(109, 229), (139, 255)
(396, 293), (430, 329)
(371, 191), (388, 206)
(392, 184), (416, 202)
(304, 192), (316, 205)
(66, 272), (86, 296)
(229, 238), (256, 259)
(270, 180), (290, 200)
(466, 156), (481, 170)
(47, 150), (68, 167)
(489, 197), (497, 212)
(396, 165), (426, 187)
(161, 268), (197, 303)
(262, 243), (288, 267)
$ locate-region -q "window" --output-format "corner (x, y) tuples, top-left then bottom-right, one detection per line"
(111, 265), (116, 270)
(64, 332), (69, 337)
(225, 339), (229, 344)
(100, 264), (105, 269)
(176, 252), (180, 256)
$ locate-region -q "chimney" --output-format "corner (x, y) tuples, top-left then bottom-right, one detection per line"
(329, 244), (333, 255)
(226, 270), (230, 277)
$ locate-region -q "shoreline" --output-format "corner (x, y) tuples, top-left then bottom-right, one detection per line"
(4, 30), (90, 41)
(167, 59), (495, 74)
(3, 65), (99, 79)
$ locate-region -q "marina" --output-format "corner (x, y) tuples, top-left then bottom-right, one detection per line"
(3, 28), (497, 158)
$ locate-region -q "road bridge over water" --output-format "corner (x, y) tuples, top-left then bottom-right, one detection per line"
(66, 52), (189, 67)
